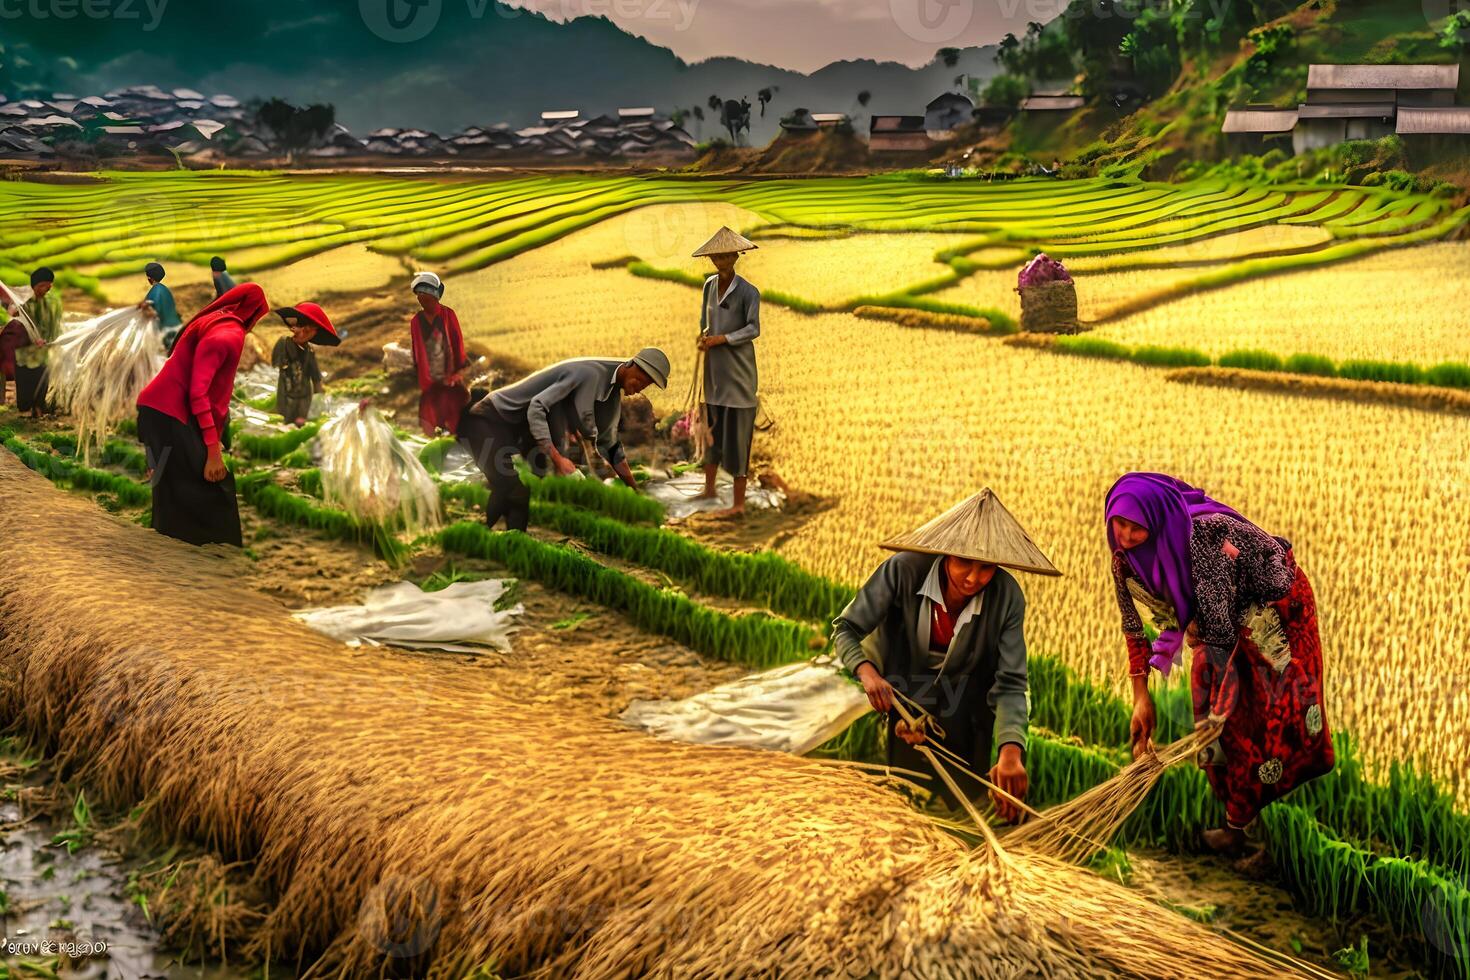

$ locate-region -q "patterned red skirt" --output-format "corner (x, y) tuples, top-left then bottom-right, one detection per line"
(1192, 558), (1334, 828)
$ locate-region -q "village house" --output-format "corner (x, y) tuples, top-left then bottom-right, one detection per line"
(1221, 107), (1298, 154)
(868, 115), (929, 153)
(779, 109), (818, 135)
(1019, 94), (1084, 115)
(1218, 64), (1465, 155)
(924, 92), (974, 141)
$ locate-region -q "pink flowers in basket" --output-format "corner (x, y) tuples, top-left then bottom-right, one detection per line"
(1017, 252), (1073, 289)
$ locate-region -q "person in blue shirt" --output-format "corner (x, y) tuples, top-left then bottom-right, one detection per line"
(210, 256), (237, 298)
(139, 261), (184, 351)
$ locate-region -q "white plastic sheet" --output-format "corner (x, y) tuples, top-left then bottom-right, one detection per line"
(316, 402), (442, 533)
(620, 656), (870, 755)
(294, 579), (524, 654)
(45, 308), (165, 461)
(232, 363), (352, 429)
(1, 282), (42, 344)
(641, 471), (783, 520)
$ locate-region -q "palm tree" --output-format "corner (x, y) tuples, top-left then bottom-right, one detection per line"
(856, 90), (872, 107)
(757, 86), (778, 117)
(938, 47), (961, 68)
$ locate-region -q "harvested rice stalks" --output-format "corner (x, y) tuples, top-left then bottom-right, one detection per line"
(316, 402), (441, 534)
(45, 308), (165, 462)
(0, 454), (1306, 979)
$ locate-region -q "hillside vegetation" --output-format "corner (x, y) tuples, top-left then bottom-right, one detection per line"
(973, 0), (1470, 187)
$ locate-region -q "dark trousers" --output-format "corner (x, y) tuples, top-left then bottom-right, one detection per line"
(15, 364), (48, 413)
(137, 406), (242, 547)
(457, 408), (550, 532)
(885, 664), (997, 811)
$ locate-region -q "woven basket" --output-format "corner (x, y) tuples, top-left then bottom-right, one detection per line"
(1017, 280), (1079, 334)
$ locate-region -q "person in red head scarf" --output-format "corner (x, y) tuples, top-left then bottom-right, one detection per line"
(408, 271), (469, 436)
(136, 283), (270, 547)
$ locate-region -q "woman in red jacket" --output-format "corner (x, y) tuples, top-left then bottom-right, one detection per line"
(136, 283), (270, 547)
(409, 271), (469, 436)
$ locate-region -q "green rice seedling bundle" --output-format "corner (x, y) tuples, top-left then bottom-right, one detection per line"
(43, 307), (165, 462)
(524, 500), (854, 625)
(1427, 362), (1470, 389)
(516, 465), (664, 525)
(231, 420), (322, 461)
(1336, 359), (1426, 385)
(417, 436), (459, 473)
(1284, 352), (1338, 377)
(440, 521), (814, 669)
(1217, 349), (1286, 372)
(316, 404), (440, 535)
(236, 471), (406, 563)
(1129, 345), (1212, 368)
(0, 460), (1316, 979)
(1054, 336), (1132, 360)
(442, 471), (667, 527)
(1, 429), (151, 507)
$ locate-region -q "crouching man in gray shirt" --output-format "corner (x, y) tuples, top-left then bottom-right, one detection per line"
(457, 348), (671, 531)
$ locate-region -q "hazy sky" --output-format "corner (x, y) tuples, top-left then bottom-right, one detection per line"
(500, 0), (1058, 70)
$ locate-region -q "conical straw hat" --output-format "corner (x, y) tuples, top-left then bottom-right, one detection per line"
(879, 488), (1061, 576)
(692, 226), (758, 257)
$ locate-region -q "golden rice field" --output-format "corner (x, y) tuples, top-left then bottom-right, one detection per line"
(454, 204), (1470, 800)
(1061, 225), (1334, 273)
(1088, 242), (1470, 364)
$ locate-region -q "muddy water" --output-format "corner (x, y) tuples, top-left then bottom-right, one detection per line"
(1, 768), (250, 980)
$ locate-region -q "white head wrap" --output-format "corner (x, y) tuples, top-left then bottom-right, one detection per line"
(411, 271), (444, 298)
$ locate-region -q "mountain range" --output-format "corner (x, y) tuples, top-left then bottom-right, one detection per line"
(2, 0), (1000, 141)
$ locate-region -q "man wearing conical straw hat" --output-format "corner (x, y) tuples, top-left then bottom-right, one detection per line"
(832, 489), (1060, 820)
(690, 226), (761, 518)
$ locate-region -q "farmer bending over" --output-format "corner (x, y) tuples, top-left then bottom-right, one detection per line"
(458, 349), (670, 532)
(833, 489), (1061, 821)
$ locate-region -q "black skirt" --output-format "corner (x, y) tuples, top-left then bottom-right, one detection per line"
(137, 405), (242, 547)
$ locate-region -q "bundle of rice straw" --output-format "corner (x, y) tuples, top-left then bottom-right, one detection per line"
(316, 402), (441, 534)
(42, 307), (164, 461)
(0, 453), (1326, 980)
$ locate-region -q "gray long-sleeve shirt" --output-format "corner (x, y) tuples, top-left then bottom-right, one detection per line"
(487, 357), (627, 466)
(833, 552), (1030, 751)
(700, 274), (760, 409)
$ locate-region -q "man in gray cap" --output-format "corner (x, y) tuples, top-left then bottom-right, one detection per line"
(457, 348), (670, 531)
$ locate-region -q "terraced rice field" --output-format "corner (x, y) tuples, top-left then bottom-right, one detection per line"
(455, 205), (1470, 807)
(8, 170), (1470, 781)
(6, 172), (1468, 798)
(4, 172), (1458, 308)
(3, 170), (1470, 977)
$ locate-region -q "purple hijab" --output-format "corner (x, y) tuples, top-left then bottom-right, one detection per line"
(1105, 473), (1248, 674)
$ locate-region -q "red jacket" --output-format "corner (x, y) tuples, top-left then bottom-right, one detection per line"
(410, 305), (466, 392)
(137, 284), (268, 449)
(137, 320), (246, 448)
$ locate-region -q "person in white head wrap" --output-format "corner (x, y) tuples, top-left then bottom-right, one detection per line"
(408, 270), (469, 436)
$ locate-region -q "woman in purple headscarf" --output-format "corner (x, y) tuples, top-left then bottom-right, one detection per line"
(1106, 472), (1334, 854)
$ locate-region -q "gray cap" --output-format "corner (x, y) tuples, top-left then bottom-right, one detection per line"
(630, 347), (670, 389)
